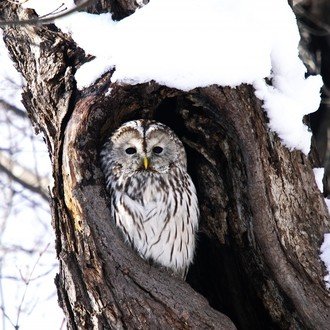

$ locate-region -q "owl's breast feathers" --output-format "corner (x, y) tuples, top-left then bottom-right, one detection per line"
(111, 168), (199, 275)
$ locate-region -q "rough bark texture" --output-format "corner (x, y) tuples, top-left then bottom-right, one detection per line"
(1, 1), (329, 329)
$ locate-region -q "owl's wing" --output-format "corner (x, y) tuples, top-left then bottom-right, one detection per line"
(112, 193), (151, 254)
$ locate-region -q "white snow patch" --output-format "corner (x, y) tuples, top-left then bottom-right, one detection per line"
(74, 57), (114, 89)
(313, 168), (325, 192)
(312, 167), (330, 213)
(325, 199), (330, 212)
(254, 74), (321, 155)
(320, 234), (330, 290)
(105, 87), (113, 97)
(56, 0), (273, 90)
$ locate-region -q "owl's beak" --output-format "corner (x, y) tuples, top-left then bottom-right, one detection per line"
(143, 157), (149, 169)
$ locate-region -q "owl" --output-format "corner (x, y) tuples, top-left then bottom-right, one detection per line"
(100, 119), (199, 277)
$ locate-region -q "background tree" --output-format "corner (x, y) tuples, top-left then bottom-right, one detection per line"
(0, 0), (329, 329)
(0, 75), (63, 327)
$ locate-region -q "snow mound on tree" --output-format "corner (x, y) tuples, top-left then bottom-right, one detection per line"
(53, 0), (322, 155)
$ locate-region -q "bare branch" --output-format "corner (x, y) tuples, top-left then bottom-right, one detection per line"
(0, 152), (49, 202)
(15, 243), (50, 329)
(0, 99), (27, 119)
(0, 0), (96, 27)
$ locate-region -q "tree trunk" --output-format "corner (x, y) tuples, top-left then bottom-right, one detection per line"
(1, 2), (329, 329)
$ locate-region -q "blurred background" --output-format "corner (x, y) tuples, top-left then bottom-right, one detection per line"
(0, 26), (65, 330)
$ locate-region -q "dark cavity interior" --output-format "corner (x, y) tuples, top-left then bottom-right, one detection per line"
(100, 94), (276, 329)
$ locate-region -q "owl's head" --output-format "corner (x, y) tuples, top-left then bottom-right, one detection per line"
(101, 119), (187, 175)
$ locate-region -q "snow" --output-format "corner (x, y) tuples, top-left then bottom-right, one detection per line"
(254, 74), (321, 154)
(53, 0), (322, 155)
(312, 167), (330, 211)
(320, 234), (330, 289)
(313, 168), (324, 192)
(56, 0), (274, 90)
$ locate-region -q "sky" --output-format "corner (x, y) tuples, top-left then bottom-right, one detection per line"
(0, 0), (329, 328)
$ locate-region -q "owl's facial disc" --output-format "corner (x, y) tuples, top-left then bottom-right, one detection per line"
(108, 120), (186, 175)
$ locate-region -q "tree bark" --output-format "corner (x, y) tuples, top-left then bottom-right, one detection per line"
(1, 1), (329, 329)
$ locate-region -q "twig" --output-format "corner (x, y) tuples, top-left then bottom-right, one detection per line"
(0, 152), (49, 202)
(0, 100), (28, 119)
(0, 262), (16, 330)
(15, 243), (50, 328)
(0, 0), (96, 27)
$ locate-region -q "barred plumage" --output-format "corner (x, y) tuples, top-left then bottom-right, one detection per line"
(100, 119), (199, 276)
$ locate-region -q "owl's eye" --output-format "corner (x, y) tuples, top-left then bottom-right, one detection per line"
(153, 146), (163, 154)
(125, 147), (137, 155)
